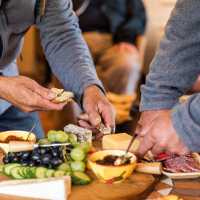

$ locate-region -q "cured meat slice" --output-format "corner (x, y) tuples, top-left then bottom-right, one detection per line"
(159, 154), (200, 173)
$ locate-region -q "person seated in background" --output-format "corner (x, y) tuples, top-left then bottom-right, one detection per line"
(73, 0), (146, 95)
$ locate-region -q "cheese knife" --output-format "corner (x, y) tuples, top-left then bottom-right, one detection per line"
(0, 141), (71, 153)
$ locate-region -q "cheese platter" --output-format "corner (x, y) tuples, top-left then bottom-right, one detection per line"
(0, 127), (158, 200)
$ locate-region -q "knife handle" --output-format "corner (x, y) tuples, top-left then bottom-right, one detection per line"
(9, 141), (35, 152)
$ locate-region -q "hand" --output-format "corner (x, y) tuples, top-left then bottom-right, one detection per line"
(113, 42), (138, 54)
(0, 76), (66, 112)
(135, 110), (189, 157)
(78, 85), (115, 133)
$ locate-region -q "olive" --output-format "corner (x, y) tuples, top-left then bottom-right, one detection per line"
(3, 156), (10, 164)
(21, 152), (30, 160)
(41, 154), (52, 165)
(21, 160), (29, 166)
(12, 156), (19, 163)
(39, 148), (47, 155)
(51, 158), (63, 168)
(35, 159), (42, 166)
(32, 148), (40, 155)
(16, 152), (23, 157)
(7, 152), (15, 160)
(51, 149), (59, 157)
(28, 160), (35, 167)
(31, 153), (40, 161)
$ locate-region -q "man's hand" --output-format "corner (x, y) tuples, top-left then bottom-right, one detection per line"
(78, 85), (115, 132)
(135, 110), (189, 157)
(0, 76), (65, 112)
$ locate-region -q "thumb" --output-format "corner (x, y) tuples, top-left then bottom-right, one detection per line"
(33, 84), (56, 100)
(88, 110), (101, 127)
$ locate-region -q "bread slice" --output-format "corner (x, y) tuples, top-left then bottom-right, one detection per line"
(51, 88), (74, 103)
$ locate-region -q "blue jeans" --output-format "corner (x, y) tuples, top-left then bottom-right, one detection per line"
(0, 106), (44, 139)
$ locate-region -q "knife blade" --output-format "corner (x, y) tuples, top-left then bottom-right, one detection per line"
(34, 143), (71, 148)
(7, 141), (71, 153)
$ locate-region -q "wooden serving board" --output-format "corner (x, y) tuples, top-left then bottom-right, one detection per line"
(0, 170), (156, 200)
(147, 178), (200, 200)
(69, 173), (157, 200)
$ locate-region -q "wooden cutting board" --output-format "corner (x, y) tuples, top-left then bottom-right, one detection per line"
(69, 173), (157, 200)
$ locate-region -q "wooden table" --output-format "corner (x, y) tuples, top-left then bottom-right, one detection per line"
(147, 178), (200, 200)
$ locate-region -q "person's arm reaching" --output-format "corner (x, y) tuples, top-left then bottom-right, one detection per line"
(141, 0), (200, 111)
(35, 0), (115, 129)
(36, 0), (103, 102)
(136, 0), (200, 155)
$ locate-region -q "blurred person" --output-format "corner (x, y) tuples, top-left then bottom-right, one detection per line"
(73, 0), (146, 94)
(0, 0), (115, 138)
(136, 1), (200, 156)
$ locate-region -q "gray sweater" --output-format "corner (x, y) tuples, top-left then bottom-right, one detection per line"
(140, 0), (200, 151)
(0, 0), (103, 113)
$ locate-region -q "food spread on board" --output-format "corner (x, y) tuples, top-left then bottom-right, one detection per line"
(0, 128), (198, 200)
(0, 126), (92, 185)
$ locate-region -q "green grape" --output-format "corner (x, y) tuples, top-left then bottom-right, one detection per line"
(68, 134), (78, 145)
(70, 147), (86, 161)
(65, 171), (71, 176)
(55, 131), (69, 143)
(75, 142), (91, 153)
(47, 130), (57, 142)
(70, 161), (85, 172)
(38, 138), (50, 145)
(57, 163), (71, 172)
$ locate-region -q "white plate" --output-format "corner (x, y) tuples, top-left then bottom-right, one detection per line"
(162, 170), (200, 179)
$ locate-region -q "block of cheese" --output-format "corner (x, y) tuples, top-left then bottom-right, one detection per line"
(102, 133), (139, 152)
(0, 176), (71, 200)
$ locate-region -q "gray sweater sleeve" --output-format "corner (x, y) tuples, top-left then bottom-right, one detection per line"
(140, 0), (200, 151)
(36, 0), (104, 103)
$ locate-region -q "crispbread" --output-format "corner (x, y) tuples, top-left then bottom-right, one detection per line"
(51, 88), (74, 103)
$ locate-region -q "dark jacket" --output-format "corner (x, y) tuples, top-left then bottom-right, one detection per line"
(73, 0), (146, 44)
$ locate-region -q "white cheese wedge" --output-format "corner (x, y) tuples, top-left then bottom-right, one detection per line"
(0, 176), (71, 200)
(102, 133), (138, 152)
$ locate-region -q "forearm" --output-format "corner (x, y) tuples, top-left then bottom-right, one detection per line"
(0, 76), (5, 99)
(0, 76), (8, 99)
(140, 0), (200, 111)
(171, 94), (200, 152)
(36, 0), (104, 103)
